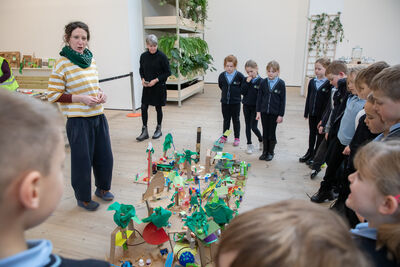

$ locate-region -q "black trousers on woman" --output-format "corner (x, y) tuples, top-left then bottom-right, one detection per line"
(66, 114), (113, 202)
(222, 103), (240, 138)
(308, 115), (324, 156)
(243, 104), (262, 144)
(141, 103), (163, 126)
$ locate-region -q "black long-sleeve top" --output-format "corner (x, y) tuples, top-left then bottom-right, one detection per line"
(327, 78), (349, 138)
(304, 78), (332, 118)
(256, 78), (286, 116)
(241, 76), (262, 106)
(139, 49), (171, 106)
(0, 59), (11, 83)
(218, 71), (245, 104)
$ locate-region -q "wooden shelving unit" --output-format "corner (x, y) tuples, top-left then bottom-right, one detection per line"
(142, 0), (205, 106)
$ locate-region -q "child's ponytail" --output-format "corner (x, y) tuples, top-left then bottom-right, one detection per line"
(377, 223), (400, 262)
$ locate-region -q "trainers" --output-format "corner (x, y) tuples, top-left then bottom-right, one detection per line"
(77, 200), (99, 211)
(233, 138), (240, 146)
(310, 169), (321, 179)
(219, 136), (227, 144)
(246, 144), (254, 154)
(95, 188), (114, 201)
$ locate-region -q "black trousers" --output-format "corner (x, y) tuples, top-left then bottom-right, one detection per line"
(312, 138), (328, 170)
(222, 103), (240, 138)
(243, 104), (262, 144)
(261, 113), (278, 142)
(66, 114), (113, 202)
(320, 136), (345, 190)
(141, 103), (163, 127)
(308, 116), (323, 155)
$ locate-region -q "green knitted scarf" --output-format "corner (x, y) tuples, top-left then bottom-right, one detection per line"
(60, 46), (93, 68)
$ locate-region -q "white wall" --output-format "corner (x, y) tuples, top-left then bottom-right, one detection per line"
(0, 0), (145, 110)
(204, 0), (310, 86)
(309, 0), (400, 64)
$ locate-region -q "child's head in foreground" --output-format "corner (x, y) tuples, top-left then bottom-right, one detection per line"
(266, 60), (280, 80)
(354, 61), (390, 100)
(216, 199), (370, 267)
(326, 60), (348, 88)
(346, 140), (400, 261)
(224, 55), (238, 74)
(370, 65), (400, 124)
(0, 90), (64, 232)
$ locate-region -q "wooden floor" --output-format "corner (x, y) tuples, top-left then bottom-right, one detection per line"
(26, 83), (321, 260)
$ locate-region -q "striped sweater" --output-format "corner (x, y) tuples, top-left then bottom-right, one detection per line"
(47, 57), (104, 117)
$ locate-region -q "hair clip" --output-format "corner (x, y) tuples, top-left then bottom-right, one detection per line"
(394, 194), (400, 203)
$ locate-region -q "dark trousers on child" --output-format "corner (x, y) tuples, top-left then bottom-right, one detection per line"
(308, 116), (324, 156)
(66, 114), (113, 202)
(312, 138), (328, 171)
(261, 113), (278, 142)
(320, 136), (345, 191)
(141, 103), (163, 126)
(243, 104), (262, 144)
(222, 103), (240, 138)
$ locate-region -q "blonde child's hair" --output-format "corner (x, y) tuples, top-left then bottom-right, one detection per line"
(366, 93), (375, 104)
(326, 60), (348, 76)
(354, 140), (400, 261)
(244, 60), (258, 69)
(355, 61), (390, 89)
(224, 55), (238, 67)
(370, 64), (400, 101)
(215, 199), (370, 267)
(266, 60), (280, 72)
(315, 58), (331, 69)
(348, 66), (366, 90)
(0, 90), (63, 200)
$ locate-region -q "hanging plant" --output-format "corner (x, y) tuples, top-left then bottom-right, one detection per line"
(158, 35), (216, 78)
(308, 12), (344, 57)
(159, 0), (208, 24)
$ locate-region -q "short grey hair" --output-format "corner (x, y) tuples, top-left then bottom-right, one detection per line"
(146, 34), (158, 45)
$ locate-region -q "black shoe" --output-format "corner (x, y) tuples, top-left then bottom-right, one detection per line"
(266, 153), (274, 161)
(136, 126), (149, 142)
(299, 151), (312, 163)
(310, 169), (320, 179)
(310, 188), (335, 203)
(259, 153), (267, 160)
(77, 200), (99, 211)
(152, 125), (162, 139)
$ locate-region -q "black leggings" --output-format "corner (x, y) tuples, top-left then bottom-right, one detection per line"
(221, 103), (240, 138)
(261, 113), (278, 142)
(141, 103), (163, 126)
(243, 104), (262, 144)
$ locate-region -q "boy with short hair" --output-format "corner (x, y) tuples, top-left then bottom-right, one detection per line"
(370, 65), (400, 140)
(0, 90), (109, 266)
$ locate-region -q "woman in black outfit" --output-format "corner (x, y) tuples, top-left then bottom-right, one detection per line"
(137, 34), (171, 141)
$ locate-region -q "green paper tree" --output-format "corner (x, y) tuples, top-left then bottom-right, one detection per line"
(205, 198), (233, 225)
(142, 206), (172, 228)
(178, 149), (198, 165)
(108, 202), (142, 228)
(163, 133), (174, 153)
(184, 208), (209, 237)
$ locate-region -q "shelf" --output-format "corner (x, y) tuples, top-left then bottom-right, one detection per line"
(167, 74), (203, 85)
(144, 16), (204, 33)
(12, 67), (52, 71)
(167, 81), (204, 102)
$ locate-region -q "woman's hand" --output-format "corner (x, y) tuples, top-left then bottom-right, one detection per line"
(97, 91), (107, 103)
(72, 95), (99, 106)
(147, 78), (159, 87)
(276, 116), (283, 123)
(256, 112), (261, 120)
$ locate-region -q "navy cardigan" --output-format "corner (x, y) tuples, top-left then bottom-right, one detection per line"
(304, 79), (332, 118)
(218, 71), (245, 104)
(256, 78), (286, 116)
(241, 77), (262, 106)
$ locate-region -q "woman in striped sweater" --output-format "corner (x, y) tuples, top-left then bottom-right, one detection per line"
(47, 21), (114, 211)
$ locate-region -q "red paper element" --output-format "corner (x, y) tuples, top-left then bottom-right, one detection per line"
(142, 222), (169, 245)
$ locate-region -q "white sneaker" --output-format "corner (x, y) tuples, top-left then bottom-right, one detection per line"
(258, 141), (263, 151)
(246, 144), (254, 154)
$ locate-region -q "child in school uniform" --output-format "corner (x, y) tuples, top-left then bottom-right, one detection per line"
(218, 55), (245, 146)
(347, 140), (400, 266)
(0, 90), (109, 266)
(215, 199), (370, 267)
(256, 60), (286, 161)
(241, 60), (263, 154)
(371, 65), (400, 140)
(300, 58), (332, 164)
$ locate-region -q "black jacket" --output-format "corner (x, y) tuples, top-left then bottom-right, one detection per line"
(256, 78), (286, 116)
(353, 235), (398, 267)
(327, 78), (349, 138)
(139, 50), (171, 106)
(218, 71), (245, 104)
(304, 78), (332, 118)
(241, 76), (262, 106)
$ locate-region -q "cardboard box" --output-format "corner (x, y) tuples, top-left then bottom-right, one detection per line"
(0, 51), (21, 68)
